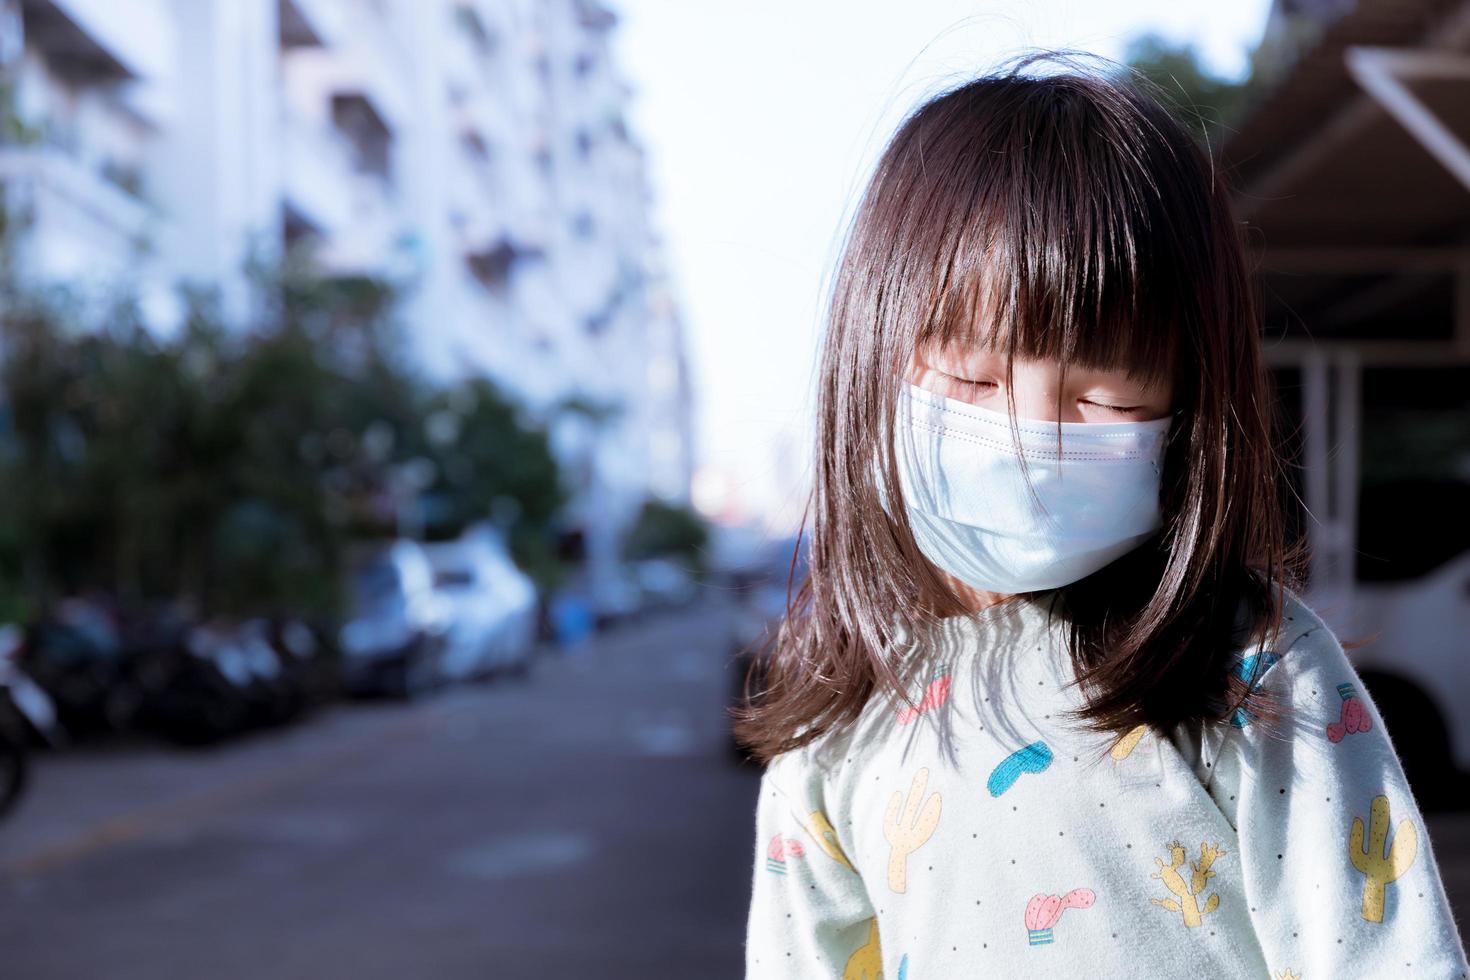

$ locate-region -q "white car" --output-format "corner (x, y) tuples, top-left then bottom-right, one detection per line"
(339, 540), (451, 698)
(585, 566), (645, 629)
(1333, 548), (1470, 808)
(634, 558), (699, 609)
(422, 525), (538, 682)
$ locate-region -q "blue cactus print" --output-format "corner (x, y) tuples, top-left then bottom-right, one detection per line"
(898, 952), (909, 978)
(1228, 651), (1280, 727)
(987, 741), (1053, 796)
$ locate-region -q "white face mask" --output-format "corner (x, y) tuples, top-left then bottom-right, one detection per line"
(883, 382), (1176, 593)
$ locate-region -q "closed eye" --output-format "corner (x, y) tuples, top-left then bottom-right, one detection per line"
(938, 374), (1143, 415)
(1084, 401), (1142, 415)
(939, 373), (994, 390)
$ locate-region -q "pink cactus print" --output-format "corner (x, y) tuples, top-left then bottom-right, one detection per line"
(1327, 682), (1372, 743)
(766, 834), (805, 874)
(898, 672), (952, 725)
(1024, 887), (1096, 946)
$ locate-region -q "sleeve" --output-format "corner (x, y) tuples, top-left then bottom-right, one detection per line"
(744, 753), (882, 979)
(1206, 605), (1470, 978)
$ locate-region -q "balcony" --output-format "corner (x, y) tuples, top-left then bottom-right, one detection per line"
(0, 143), (152, 280)
(280, 108), (355, 236)
(330, 92), (393, 180)
(20, 0), (168, 81)
(282, 42), (405, 144)
(465, 234), (544, 296)
(279, 0), (344, 49)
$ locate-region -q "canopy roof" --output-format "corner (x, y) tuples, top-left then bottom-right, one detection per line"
(1216, 0), (1470, 352)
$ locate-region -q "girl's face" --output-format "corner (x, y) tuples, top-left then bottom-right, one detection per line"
(907, 339), (1174, 424)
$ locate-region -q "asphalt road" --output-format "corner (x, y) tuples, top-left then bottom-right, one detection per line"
(0, 598), (763, 979)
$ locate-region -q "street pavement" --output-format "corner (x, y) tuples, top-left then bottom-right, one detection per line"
(0, 597), (763, 979)
(2, 595), (1468, 978)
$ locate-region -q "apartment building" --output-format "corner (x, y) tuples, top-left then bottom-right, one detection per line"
(0, 0), (696, 599)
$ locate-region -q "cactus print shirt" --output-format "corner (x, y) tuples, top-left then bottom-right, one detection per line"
(744, 587), (1470, 978)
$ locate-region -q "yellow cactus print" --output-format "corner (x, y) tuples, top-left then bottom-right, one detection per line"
(1149, 839), (1226, 926)
(803, 809), (856, 872)
(842, 917), (883, 979)
(1111, 723), (1149, 760)
(1349, 792), (1418, 923)
(1276, 970), (1301, 980)
(883, 766), (942, 894)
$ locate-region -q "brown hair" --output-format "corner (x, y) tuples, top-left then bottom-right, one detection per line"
(731, 50), (1311, 766)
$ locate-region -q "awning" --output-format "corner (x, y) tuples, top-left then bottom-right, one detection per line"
(1217, 0), (1470, 356)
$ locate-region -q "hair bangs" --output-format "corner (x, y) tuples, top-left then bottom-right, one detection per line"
(930, 239), (1179, 397)
(919, 76), (1189, 398)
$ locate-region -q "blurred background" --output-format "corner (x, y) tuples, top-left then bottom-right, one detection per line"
(0, 0), (1466, 976)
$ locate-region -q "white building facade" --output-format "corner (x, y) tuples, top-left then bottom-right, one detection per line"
(0, 0), (696, 599)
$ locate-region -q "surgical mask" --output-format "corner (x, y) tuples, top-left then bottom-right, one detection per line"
(883, 382), (1176, 593)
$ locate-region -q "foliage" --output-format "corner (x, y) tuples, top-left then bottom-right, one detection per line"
(1119, 24), (1319, 150)
(1121, 34), (1254, 139)
(420, 377), (569, 592)
(0, 260), (570, 620)
(620, 497), (709, 573)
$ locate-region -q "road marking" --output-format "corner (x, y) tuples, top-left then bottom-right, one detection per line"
(446, 830), (596, 880)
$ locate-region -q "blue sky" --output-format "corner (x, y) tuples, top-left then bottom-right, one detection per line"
(610, 1), (1275, 529)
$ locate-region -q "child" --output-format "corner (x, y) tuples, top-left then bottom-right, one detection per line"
(738, 51), (1470, 979)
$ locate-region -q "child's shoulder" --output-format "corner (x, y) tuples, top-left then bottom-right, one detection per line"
(760, 705), (881, 810)
(765, 717), (862, 779)
(759, 744), (840, 832)
(1229, 583), (1353, 690)
(1218, 584), (1372, 743)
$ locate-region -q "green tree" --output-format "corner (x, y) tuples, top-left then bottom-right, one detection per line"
(0, 252), (576, 621)
(621, 497), (709, 574)
(421, 378), (569, 591)
(1118, 22), (1322, 150)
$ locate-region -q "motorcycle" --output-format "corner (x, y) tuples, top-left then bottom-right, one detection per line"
(0, 624), (62, 820)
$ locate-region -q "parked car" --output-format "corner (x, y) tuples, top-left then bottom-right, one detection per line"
(1345, 542), (1470, 810)
(423, 525), (538, 681)
(185, 619), (306, 729)
(339, 540), (450, 698)
(21, 597), (137, 738)
(634, 558), (700, 609)
(8, 598), (335, 751)
(132, 621), (255, 746)
(590, 565), (645, 629)
(268, 616), (341, 710)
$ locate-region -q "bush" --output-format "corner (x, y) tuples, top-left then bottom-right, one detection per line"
(0, 260), (571, 620)
(621, 498), (709, 574)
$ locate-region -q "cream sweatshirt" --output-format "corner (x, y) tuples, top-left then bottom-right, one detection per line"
(743, 587), (1469, 979)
